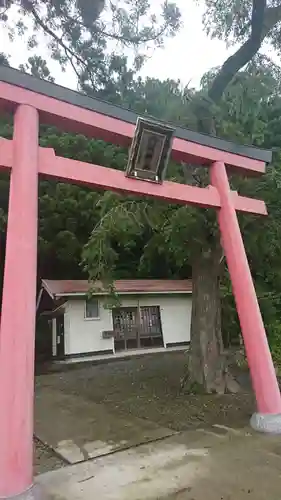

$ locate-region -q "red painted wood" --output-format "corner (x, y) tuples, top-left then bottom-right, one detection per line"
(39, 150), (267, 215)
(0, 137), (12, 169)
(0, 105), (39, 497)
(39, 149), (221, 208)
(211, 161), (281, 414)
(0, 139), (267, 215)
(232, 193), (267, 215)
(172, 137), (265, 174)
(0, 81), (265, 174)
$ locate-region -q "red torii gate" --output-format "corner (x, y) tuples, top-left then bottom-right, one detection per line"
(0, 66), (280, 499)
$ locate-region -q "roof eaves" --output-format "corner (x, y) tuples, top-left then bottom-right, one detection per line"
(41, 279), (54, 299)
(54, 290), (192, 297)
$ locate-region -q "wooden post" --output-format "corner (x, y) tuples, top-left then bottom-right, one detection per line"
(210, 161), (281, 417)
(0, 105), (39, 497)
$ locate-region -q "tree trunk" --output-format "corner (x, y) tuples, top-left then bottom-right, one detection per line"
(182, 242), (241, 394)
(188, 244), (227, 393)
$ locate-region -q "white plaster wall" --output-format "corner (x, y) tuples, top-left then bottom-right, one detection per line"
(64, 294), (192, 355)
(64, 299), (114, 355)
(118, 295), (192, 347)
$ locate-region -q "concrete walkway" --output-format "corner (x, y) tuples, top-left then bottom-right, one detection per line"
(35, 387), (175, 463)
(55, 346), (187, 366)
(37, 426), (281, 500)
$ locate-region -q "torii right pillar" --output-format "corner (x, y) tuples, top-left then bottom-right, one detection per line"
(211, 161), (281, 433)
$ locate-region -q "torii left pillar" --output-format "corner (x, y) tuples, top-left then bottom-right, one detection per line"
(0, 105), (39, 499)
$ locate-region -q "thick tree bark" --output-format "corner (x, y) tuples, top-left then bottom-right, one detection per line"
(188, 244), (227, 393)
(183, 242), (241, 394)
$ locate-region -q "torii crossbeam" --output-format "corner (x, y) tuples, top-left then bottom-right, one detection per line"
(0, 66), (280, 500)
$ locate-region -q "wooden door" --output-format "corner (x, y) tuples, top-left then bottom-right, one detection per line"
(112, 305), (163, 350)
(56, 315), (65, 359)
(112, 307), (138, 350)
(139, 306), (163, 347)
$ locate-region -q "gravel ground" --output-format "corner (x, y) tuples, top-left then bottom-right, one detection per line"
(34, 351), (255, 474)
(34, 438), (65, 475)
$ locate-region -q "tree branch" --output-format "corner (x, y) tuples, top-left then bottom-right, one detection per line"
(26, 3), (94, 85)
(65, 13), (171, 46)
(22, 0), (173, 88)
(208, 0), (267, 103)
(0, 6), (9, 19)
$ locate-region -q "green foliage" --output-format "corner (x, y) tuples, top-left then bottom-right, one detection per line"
(270, 327), (281, 370)
(201, 0), (281, 54)
(82, 196), (145, 284)
(19, 56), (55, 82)
(36, 130), (130, 278)
(0, 53), (9, 66)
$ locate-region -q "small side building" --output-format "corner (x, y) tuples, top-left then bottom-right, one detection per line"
(38, 279), (192, 360)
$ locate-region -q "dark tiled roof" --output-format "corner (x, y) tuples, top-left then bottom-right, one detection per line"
(42, 279), (192, 297)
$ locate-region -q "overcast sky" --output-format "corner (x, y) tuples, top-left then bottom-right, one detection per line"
(0, 0), (277, 90)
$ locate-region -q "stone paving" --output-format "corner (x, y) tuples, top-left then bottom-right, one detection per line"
(37, 425), (281, 500)
(35, 386), (175, 464)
